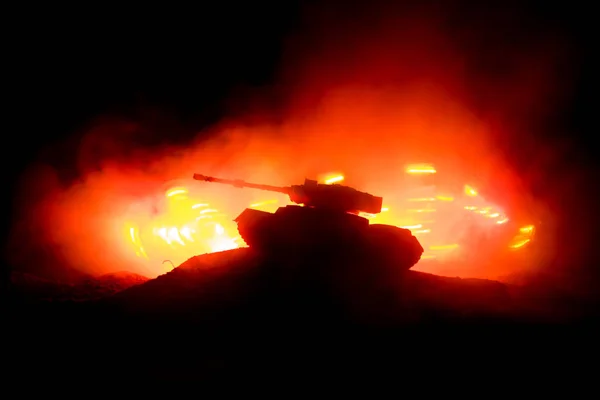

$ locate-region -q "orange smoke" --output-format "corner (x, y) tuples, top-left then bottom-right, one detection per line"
(8, 2), (573, 281)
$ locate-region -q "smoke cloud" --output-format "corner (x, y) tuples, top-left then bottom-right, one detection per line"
(8, 2), (582, 285)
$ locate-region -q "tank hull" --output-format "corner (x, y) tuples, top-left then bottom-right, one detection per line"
(234, 205), (423, 271)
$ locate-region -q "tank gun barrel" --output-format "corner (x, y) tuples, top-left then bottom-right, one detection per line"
(193, 173), (291, 195)
(193, 173), (383, 214)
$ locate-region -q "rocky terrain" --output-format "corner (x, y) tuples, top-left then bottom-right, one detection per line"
(10, 270), (149, 302)
(6, 248), (595, 381)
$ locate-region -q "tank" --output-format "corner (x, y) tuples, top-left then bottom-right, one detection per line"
(193, 173), (424, 270)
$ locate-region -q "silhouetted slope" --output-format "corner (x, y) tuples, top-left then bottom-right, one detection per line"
(10, 270), (149, 302)
(8, 248), (585, 381)
(100, 248), (521, 323)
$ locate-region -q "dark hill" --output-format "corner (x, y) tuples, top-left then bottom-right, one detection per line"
(7, 248), (592, 381)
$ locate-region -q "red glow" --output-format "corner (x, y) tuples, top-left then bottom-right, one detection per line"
(9, 3), (570, 282)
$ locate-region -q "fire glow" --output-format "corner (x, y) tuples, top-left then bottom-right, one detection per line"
(10, 3), (566, 283)
(123, 168), (535, 277)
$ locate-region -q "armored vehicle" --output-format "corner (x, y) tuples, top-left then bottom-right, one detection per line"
(193, 174), (423, 270)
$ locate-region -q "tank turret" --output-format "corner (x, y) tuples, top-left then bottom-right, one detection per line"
(192, 174), (383, 214)
(193, 173), (423, 271)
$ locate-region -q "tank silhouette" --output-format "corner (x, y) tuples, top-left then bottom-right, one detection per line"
(193, 174), (424, 270)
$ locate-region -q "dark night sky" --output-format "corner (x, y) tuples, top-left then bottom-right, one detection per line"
(3, 1), (597, 290)
(10, 2), (301, 160)
(8, 2), (595, 167)
(7, 1), (595, 171)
